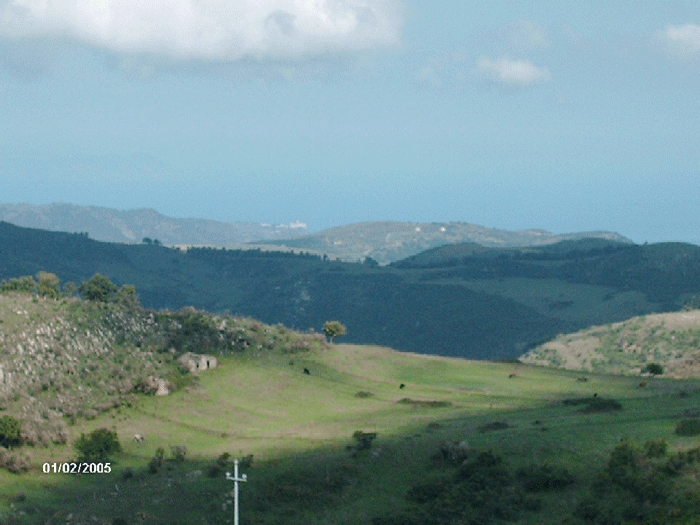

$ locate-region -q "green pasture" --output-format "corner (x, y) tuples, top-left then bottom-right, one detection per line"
(2, 344), (700, 524)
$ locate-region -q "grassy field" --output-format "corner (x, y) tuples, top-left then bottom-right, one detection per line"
(2, 342), (700, 524)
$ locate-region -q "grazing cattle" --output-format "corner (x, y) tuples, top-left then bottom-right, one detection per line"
(639, 381), (647, 388)
(133, 434), (145, 443)
(577, 377), (588, 382)
(303, 368), (310, 375)
(508, 373), (517, 378)
(399, 383), (406, 389)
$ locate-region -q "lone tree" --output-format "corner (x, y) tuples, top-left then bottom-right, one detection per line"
(323, 321), (347, 343)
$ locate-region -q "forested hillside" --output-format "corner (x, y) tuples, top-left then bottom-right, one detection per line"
(3, 221), (700, 360)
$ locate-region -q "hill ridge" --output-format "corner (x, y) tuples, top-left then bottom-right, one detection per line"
(0, 202), (309, 245)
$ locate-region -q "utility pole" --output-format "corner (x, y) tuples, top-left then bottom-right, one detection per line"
(225, 460), (247, 525)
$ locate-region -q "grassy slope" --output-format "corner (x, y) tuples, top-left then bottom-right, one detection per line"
(521, 309), (700, 378)
(2, 342), (700, 524)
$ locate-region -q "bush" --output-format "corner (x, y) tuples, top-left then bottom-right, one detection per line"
(477, 421), (512, 432)
(170, 445), (187, 462)
(351, 431), (377, 452)
(80, 274), (118, 302)
(675, 419), (700, 436)
(217, 452), (231, 467)
(517, 464), (575, 491)
(239, 454), (253, 469)
(0, 447), (32, 473)
(644, 363), (664, 375)
(0, 416), (22, 447)
(0, 276), (37, 294)
(458, 450), (512, 487)
(74, 428), (122, 462)
(644, 439), (668, 458)
(406, 476), (448, 503)
(563, 396), (623, 413)
(149, 447), (165, 473)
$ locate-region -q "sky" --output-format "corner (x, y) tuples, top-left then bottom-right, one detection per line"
(1, 1), (699, 244)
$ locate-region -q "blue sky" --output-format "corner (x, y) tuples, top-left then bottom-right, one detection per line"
(1, 1), (699, 244)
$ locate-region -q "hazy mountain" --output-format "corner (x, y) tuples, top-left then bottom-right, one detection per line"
(0, 204), (631, 264)
(265, 221), (632, 264)
(0, 202), (309, 245)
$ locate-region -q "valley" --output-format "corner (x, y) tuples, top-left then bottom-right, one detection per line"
(1, 286), (700, 523)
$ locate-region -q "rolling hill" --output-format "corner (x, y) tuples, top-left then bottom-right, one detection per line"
(262, 220), (632, 264)
(2, 220), (700, 360)
(520, 309), (700, 378)
(0, 203), (631, 264)
(0, 203), (309, 245)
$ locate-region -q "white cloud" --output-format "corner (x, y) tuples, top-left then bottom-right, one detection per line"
(662, 23), (700, 55)
(477, 56), (550, 87)
(0, 0), (402, 61)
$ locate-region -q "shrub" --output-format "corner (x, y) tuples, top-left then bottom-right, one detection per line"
(478, 421), (511, 432)
(351, 431), (377, 452)
(149, 447), (165, 473)
(397, 398), (452, 408)
(217, 452), (231, 467)
(574, 497), (602, 522)
(170, 445), (187, 462)
(239, 454), (253, 469)
(74, 428), (122, 462)
(516, 464), (575, 491)
(563, 397), (623, 413)
(0, 447), (32, 473)
(80, 274), (118, 302)
(644, 439), (668, 458)
(644, 363), (664, 375)
(37, 271), (61, 298)
(0, 276), (37, 294)
(0, 416), (22, 447)
(675, 419), (700, 437)
(406, 476), (448, 503)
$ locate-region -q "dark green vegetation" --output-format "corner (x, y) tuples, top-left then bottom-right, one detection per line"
(2, 285), (700, 523)
(3, 221), (700, 360)
(74, 428), (122, 462)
